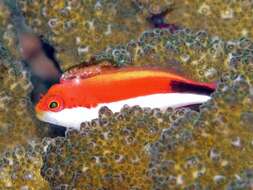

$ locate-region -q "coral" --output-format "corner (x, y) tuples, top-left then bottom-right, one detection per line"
(0, 1), (22, 60)
(148, 56), (253, 189)
(0, 1), (61, 153)
(41, 106), (186, 189)
(15, 0), (253, 71)
(0, 141), (50, 189)
(17, 0), (253, 79)
(165, 0), (253, 40)
(96, 28), (252, 82)
(0, 45), (49, 153)
(132, 0), (174, 15)
(18, 0), (152, 70)
(226, 169), (253, 190)
(1, 1), (253, 189)
(0, 1), (10, 27)
(41, 53), (253, 189)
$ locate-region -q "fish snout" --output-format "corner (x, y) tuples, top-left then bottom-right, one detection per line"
(35, 106), (45, 121)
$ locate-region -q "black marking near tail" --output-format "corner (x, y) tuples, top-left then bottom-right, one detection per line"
(177, 103), (201, 112)
(171, 80), (215, 95)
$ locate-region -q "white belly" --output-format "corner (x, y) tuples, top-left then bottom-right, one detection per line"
(42, 93), (210, 129)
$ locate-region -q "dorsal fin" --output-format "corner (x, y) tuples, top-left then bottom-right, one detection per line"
(60, 60), (116, 83)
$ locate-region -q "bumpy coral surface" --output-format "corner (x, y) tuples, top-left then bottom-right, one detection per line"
(0, 46), (49, 152)
(165, 0), (253, 40)
(0, 142), (50, 189)
(1, 1), (253, 189)
(18, 0), (153, 70)
(41, 46), (253, 189)
(0, 1), (60, 154)
(96, 28), (250, 82)
(148, 57), (253, 189)
(41, 106), (186, 189)
(132, 0), (174, 15)
(0, 1), (23, 60)
(227, 169), (253, 190)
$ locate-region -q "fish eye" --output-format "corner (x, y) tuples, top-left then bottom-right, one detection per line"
(49, 101), (59, 109)
(44, 95), (64, 112)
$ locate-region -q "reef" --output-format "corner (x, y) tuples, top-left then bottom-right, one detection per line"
(41, 51), (253, 189)
(227, 169), (253, 190)
(165, 0), (253, 40)
(0, 48), (50, 152)
(40, 25), (253, 188)
(95, 28), (226, 82)
(41, 51), (253, 190)
(0, 2), (50, 153)
(149, 60), (253, 189)
(0, 0), (24, 60)
(96, 27), (253, 83)
(17, 0), (154, 70)
(0, 0), (253, 189)
(17, 0), (253, 73)
(133, 0), (173, 12)
(0, 141), (50, 189)
(41, 106), (187, 189)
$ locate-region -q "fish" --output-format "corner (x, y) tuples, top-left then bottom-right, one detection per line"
(35, 64), (216, 129)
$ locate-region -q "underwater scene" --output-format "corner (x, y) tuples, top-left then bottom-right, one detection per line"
(0, 0), (253, 189)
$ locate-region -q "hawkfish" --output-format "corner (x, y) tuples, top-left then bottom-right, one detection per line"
(35, 64), (216, 129)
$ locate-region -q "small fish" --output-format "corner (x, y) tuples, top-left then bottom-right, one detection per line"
(35, 64), (215, 129)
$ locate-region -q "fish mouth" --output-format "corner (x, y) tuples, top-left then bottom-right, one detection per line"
(35, 109), (65, 127)
(35, 110), (45, 121)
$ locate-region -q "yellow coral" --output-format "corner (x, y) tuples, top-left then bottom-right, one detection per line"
(0, 2), (52, 153)
(1, 1), (253, 189)
(41, 35), (253, 189)
(148, 57), (253, 189)
(165, 0), (253, 40)
(95, 28), (239, 82)
(0, 143), (50, 189)
(18, 0), (151, 70)
(0, 53), (49, 153)
(0, 1), (23, 60)
(41, 106), (186, 189)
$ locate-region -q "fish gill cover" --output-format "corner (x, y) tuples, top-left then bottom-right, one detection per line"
(0, 0), (253, 189)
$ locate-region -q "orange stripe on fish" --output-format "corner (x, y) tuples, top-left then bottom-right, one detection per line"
(35, 65), (216, 129)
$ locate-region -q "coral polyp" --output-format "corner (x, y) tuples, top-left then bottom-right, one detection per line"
(0, 7), (49, 152)
(0, 142), (50, 189)
(40, 52), (253, 189)
(0, 54), (47, 152)
(1, 0), (253, 189)
(41, 106), (186, 189)
(18, 0), (151, 70)
(164, 0), (253, 40)
(148, 57), (253, 189)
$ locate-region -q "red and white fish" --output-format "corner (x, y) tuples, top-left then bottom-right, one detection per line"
(35, 64), (215, 129)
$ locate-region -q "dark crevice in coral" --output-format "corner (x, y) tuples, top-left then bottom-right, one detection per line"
(30, 38), (66, 137)
(20, 36), (66, 137)
(177, 103), (202, 112)
(147, 7), (179, 32)
(40, 36), (63, 75)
